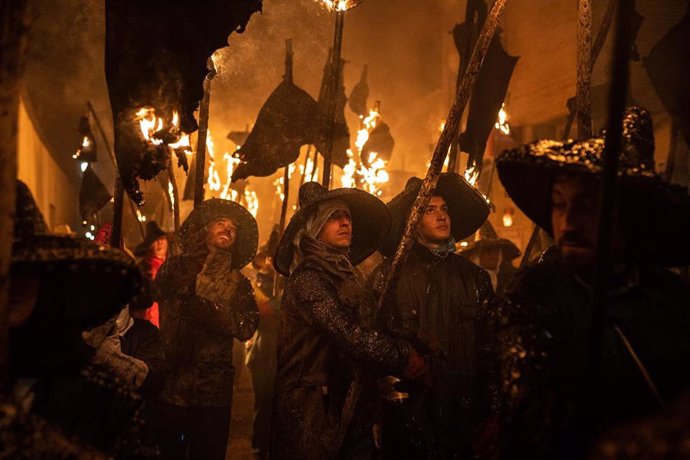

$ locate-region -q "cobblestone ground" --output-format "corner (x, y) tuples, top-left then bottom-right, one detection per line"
(227, 345), (255, 460)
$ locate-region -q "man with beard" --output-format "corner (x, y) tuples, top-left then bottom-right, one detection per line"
(495, 107), (690, 459)
(369, 173), (498, 459)
(270, 182), (428, 460)
(153, 198), (259, 460)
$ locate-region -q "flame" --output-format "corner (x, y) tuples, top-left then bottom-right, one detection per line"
(244, 189), (259, 218)
(320, 0), (351, 11)
(298, 155), (319, 182)
(136, 208), (147, 223)
(168, 180), (175, 214)
(341, 108), (389, 196)
(199, 129), (259, 217)
(502, 207), (515, 227)
(136, 107), (164, 145)
(464, 165), (479, 186)
(219, 152), (242, 201)
(495, 102), (510, 135)
(74, 136), (93, 159)
(274, 163), (297, 201)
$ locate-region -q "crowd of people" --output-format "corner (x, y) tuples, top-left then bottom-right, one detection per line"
(4, 106), (690, 459)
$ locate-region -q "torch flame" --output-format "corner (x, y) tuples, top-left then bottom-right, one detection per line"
(319, 0), (361, 11)
(495, 103), (510, 135)
(464, 165), (479, 186)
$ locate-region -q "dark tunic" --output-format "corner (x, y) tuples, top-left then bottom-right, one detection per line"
(121, 317), (165, 397)
(271, 256), (410, 460)
(497, 249), (690, 460)
(153, 254), (259, 407)
(370, 242), (498, 459)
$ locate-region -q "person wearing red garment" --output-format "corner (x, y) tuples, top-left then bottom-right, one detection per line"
(134, 221), (172, 327)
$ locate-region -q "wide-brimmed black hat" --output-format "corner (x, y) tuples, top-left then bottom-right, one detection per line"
(496, 106), (690, 266)
(12, 181), (142, 329)
(460, 220), (521, 261)
(134, 221), (172, 256)
(379, 173), (490, 257)
(274, 182), (391, 277)
(178, 198), (258, 270)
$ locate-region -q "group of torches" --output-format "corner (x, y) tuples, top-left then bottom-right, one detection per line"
(134, 107), (259, 219)
(130, 101), (510, 224)
(120, 0), (512, 227)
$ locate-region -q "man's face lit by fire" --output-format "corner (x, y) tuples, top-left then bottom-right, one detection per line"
(418, 195), (452, 247)
(206, 217), (237, 250)
(551, 174), (624, 276)
(317, 209), (352, 249)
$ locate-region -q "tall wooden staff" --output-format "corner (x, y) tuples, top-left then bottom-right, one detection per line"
(576, 0), (593, 138)
(321, 9), (345, 189)
(279, 39), (294, 233)
(337, 0), (509, 449)
(194, 58), (217, 208)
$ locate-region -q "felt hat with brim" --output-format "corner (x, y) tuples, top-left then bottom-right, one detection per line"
(134, 221), (172, 256)
(274, 182), (391, 277)
(379, 173), (490, 257)
(12, 181), (142, 329)
(178, 198), (259, 270)
(496, 106), (690, 267)
(460, 220), (521, 261)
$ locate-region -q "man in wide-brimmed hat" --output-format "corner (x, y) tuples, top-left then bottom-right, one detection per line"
(4, 181), (153, 458)
(270, 182), (428, 460)
(460, 220), (521, 296)
(133, 220), (173, 327)
(152, 198), (259, 460)
(494, 107), (690, 459)
(369, 172), (498, 459)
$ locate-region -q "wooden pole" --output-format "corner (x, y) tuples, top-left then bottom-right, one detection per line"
(86, 101), (145, 242)
(194, 58), (217, 208)
(564, 0), (615, 139)
(321, 10), (345, 189)
(577, 0), (593, 138)
(0, 0), (31, 394)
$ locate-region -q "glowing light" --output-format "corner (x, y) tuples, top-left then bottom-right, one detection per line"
(244, 189), (259, 218)
(168, 179), (175, 214)
(320, 0), (353, 12)
(495, 103), (510, 135)
(340, 107), (389, 196)
(298, 155), (319, 182)
(464, 165), (479, 186)
(503, 207), (515, 227)
(80, 162), (88, 172)
(460, 241), (469, 247)
(274, 163), (297, 201)
(136, 209), (147, 223)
